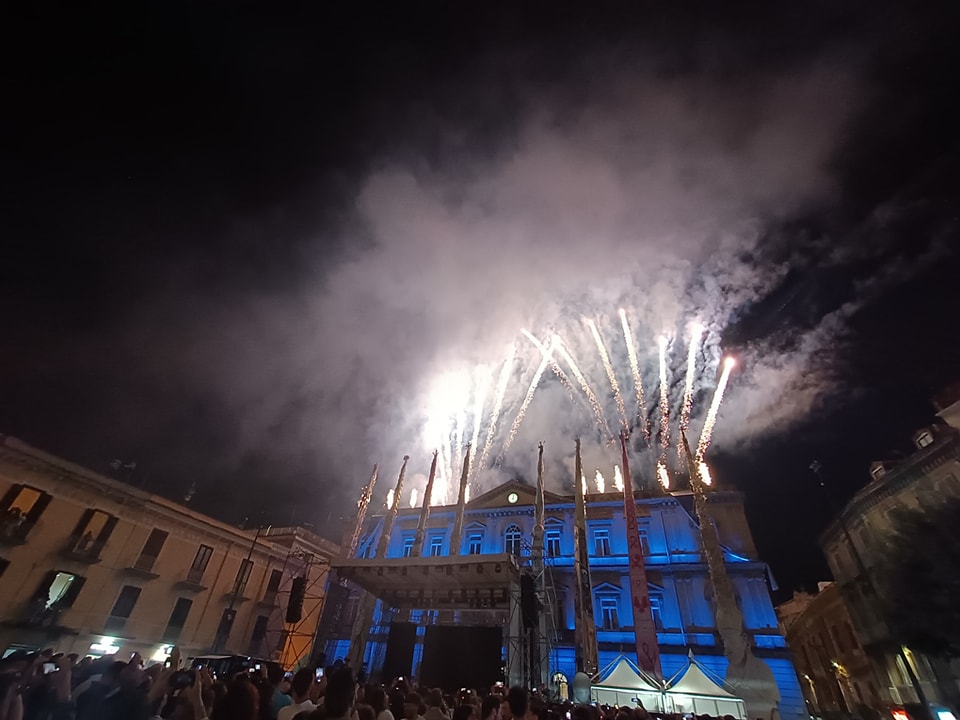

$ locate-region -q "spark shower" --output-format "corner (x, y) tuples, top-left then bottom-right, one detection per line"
(416, 307), (734, 506)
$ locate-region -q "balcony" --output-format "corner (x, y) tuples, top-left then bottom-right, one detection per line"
(103, 616), (129, 634)
(122, 554), (160, 580)
(175, 567), (208, 592)
(59, 537), (102, 564)
(0, 516), (36, 546)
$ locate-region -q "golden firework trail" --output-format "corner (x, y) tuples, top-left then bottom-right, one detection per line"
(501, 337), (557, 457)
(657, 335), (671, 461)
(468, 368), (492, 476)
(586, 318), (628, 429)
(698, 460), (713, 486)
(697, 356), (736, 460)
(521, 329), (576, 394)
(619, 308), (650, 441)
(594, 468), (605, 493)
(613, 464), (624, 492)
(677, 323), (704, 467)
(555, 336), (613, 440)
(581, 474), (588, 495)
(437, 440), (451, 503)
(477, 344), (516, 475)
(385, 487), (395, 509)
(409, 487), (419, 508)
(657, 461), (671, 490)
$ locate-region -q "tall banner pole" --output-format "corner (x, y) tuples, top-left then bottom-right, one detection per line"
(681, 431), (779, 719)
(412, 451), (438, 558)
(450, 444), (471, 556)
(619, 431), (662, 677)
(572, 438), (599, 676)
(348, 455), (409, 670)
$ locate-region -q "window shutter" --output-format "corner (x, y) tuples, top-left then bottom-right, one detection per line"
(0, 484), (23, 512)
(92, 515), (119, 556)
(25, 493), (52, 525)
(62, 576), (87, 607)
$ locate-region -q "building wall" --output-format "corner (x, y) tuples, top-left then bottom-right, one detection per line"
(0, 437), (338, 668)
(337, 482), (804, 720)
(778, 583), (884, 717)
(820, 417), (960, 708)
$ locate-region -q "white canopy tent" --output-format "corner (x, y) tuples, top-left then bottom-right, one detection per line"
(591, 656), (665, 711)
(663, 653), (746, 719)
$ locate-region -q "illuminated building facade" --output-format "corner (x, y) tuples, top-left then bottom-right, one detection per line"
(820, 388), (960, 710)
(321, 480), (807, 720)
(777, 582), (882, 716)
(0, 436), (338, 666)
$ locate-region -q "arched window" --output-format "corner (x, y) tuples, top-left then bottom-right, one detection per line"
(504, 524), (522, 555)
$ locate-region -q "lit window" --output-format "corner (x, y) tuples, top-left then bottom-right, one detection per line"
(67, 509), (118, 559)
(599, 596), (619, 630)
(916, 431), (934, 448)
(504, 525), (522, 555)
(402, 537), (414, 558)
(0, 485), (52, 541)
(430, 536), (444, 557)
(546, 529), (562, 557)
(467, 533), (483, 555)
(594, 528), (611, 557)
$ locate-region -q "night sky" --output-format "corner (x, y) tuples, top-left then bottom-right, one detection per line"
(3, 1), (959, 599)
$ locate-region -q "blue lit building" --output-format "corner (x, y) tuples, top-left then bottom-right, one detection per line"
(322, 479), (805, 720)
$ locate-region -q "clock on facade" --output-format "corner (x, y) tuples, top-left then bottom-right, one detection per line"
(507, 492), (519, 504)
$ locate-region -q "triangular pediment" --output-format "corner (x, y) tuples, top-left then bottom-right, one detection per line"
(466, 480), (566, 510)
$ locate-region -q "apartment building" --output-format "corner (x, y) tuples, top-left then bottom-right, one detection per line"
(0, 436), (339, 668)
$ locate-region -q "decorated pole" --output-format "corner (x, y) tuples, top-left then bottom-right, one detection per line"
(348, 455), (409, 670)
(532, 443), (549, 688)
(572, 438), (599, 676)
(680, 430), (779, 719)
(619, 430), (662, 677)
(349, 464), (379, 556)
(412, 451), (438, 558)
(450, 444), (471, 556)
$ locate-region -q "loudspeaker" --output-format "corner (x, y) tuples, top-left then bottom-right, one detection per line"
(286, 576), (307, 623)
(521, 573), (539, 629)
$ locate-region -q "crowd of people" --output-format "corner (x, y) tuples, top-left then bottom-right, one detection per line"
(0, 648), (735, 720)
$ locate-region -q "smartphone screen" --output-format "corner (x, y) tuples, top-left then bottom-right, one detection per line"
(42, 663), (57, 674)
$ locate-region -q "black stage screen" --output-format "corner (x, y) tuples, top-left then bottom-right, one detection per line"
(382, 622), (417, 680)
(420, 625), (502, 690)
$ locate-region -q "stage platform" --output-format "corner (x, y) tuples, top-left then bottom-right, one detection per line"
(331, 553), (522, 611)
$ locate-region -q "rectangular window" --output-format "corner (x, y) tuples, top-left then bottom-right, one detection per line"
(163, 598), (193, 642)
(638, 527), (650, 556)
(249, 614), (270, 655)
(187, 545), (213, 584)
(467, 533), (483, 555)
(135, 529), (168, 571)
(402, 537), (414, 558)
(546, 529), (561, 557)
(106, 585), (141, 631)
(0, 485), (53, 541)
(232, 559), (253, 596)
(599, 596), (619, 630)
(594, 528), (611, 557)
(68, 509), (118, 559)
(429, 536), (444, 557)
(649, 594), (664, 631)
(266, 569), (282, 593)
(32, 571), (86, 614)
